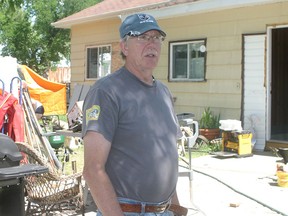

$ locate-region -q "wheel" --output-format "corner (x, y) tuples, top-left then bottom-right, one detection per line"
(193, 135), (209, 149)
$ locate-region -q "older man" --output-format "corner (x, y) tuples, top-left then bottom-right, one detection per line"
(82, 13), (184, 216)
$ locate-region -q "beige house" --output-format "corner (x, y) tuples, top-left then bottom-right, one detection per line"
(53, 0), (288, 151)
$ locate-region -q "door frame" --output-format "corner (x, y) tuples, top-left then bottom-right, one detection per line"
(266, 24), (288, 142)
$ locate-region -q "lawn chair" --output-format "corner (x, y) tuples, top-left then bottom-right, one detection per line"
(15, 141), (84, 215)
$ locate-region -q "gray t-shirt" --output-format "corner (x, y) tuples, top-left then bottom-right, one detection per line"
(82, 67), (180, 202)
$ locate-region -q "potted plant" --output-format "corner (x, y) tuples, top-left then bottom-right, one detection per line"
(199, 107), (221, 140)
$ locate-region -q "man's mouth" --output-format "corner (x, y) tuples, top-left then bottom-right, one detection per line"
(145, 52), (157, 57)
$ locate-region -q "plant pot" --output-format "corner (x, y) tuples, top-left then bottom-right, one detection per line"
(200, 128), (220, 141)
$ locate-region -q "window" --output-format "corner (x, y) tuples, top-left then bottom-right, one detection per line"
(169, 39), (206, 81)
(86, 45), (111, 79)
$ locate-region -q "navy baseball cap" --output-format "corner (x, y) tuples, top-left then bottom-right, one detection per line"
(119, 13), (166, 39)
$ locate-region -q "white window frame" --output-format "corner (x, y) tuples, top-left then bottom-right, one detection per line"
(86, 45), (112, 80)
(169, 39), (206, 82)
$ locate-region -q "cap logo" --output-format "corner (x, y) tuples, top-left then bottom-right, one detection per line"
(138, 14), (154, 24)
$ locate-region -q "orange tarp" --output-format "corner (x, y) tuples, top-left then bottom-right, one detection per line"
(20, 65), (67, 115)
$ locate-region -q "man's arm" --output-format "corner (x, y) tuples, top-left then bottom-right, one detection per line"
(83, 131), (124, 216)
(170, 192), (188, 216)
(171, 191), (180, 205)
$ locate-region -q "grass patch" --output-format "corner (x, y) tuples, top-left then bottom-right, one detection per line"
(58, 144), (85, 175)
(59, 114), (68, 122)
(182, 140), (222, 160)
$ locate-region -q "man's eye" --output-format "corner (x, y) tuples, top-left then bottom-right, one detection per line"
(136, 34), (164, 43)
(141, 35), (149, 40)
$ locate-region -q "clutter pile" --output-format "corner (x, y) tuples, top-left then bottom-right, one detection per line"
(0, 57), (84, 215)
(212, 119), (253, 157)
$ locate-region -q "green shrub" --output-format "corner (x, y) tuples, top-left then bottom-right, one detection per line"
(199, 107), (220, 129)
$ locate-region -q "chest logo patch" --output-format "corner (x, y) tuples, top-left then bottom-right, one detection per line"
(86, 105), (100, 123)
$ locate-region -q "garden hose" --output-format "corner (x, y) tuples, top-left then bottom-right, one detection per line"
(192, 168), (287, 216)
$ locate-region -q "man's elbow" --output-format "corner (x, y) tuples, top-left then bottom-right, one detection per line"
(83, 165), (94, 182)
(83, 164), (105, 183)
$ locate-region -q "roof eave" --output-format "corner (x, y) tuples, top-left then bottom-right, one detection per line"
(51, 1), (171, 29)
(52, 0), (283, 29)
(51, 12), (119, 29)
(140, 0), (285, 21)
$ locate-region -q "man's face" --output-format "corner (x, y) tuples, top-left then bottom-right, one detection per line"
(122, 30), (164, 72)
(36, 113), (43, 120)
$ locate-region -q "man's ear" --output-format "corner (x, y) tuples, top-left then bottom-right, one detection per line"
(120, 40), (128, 56)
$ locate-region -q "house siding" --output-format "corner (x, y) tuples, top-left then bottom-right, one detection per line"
(159, 2), (288, 121)
(69, 1), (288, 124)
(70, 18), (122, 88)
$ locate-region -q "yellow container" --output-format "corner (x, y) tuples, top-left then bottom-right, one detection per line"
(222, 131), (252, 155)
(277, 171), (288, 188)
